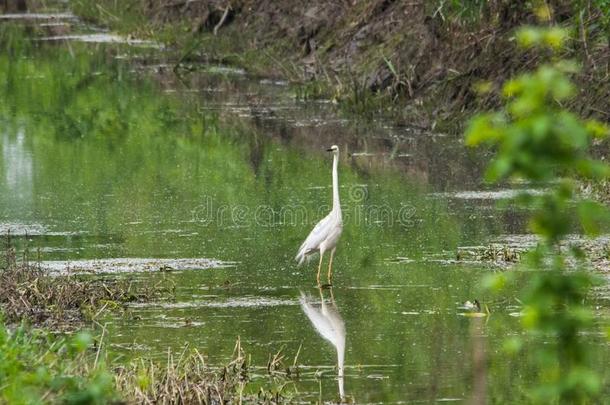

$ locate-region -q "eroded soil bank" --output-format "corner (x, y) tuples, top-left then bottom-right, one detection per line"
(67, 0), (610, 129)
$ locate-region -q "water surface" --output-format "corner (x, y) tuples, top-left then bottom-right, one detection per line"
(1, 13), (609, 403)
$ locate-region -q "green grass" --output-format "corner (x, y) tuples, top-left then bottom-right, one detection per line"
(0, 318), (299, 404)
(0, 321), (116, 404)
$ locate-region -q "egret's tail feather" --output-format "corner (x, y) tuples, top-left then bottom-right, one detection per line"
(295, 244), (309, 266)
(295, 251), (305, 266)
(295, 248), (317, 266)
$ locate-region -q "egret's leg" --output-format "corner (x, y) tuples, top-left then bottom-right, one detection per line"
(316, 252), (324, 286)
(327, 248), (336, 284)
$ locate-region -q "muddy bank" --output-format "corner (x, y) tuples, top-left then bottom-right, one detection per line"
(69, 0), (610, 128)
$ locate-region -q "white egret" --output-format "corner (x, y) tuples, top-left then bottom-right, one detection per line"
(295, 145), (343, 286)
(299, 288), (346, 400)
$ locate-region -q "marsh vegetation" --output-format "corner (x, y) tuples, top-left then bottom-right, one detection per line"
(1, 1), (610, 404)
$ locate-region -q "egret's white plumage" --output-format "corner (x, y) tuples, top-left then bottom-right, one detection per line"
(299, 290), (345, 399)
(295, 145), (343, 285)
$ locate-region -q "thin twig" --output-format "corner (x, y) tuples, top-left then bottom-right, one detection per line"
(213, 4), (231, 36)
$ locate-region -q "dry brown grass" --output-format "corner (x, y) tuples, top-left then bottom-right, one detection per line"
(115, 337), (298, 404)
(0, 235), (174, 330)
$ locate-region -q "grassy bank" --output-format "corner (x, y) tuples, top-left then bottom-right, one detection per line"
(0, 320), (298, 404)
(0, 243), (300, 404)
(69, 0), (610, 130)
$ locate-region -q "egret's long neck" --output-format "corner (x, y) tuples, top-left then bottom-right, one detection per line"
(332, 153), (340, 213)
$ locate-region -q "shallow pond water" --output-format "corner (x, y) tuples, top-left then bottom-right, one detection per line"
(1, 10), (609, 403)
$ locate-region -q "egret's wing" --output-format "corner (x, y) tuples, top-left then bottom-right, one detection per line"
(295, 214), (332, 264)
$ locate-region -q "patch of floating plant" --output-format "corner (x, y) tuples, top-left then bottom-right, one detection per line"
(38, 33), (162, 48)
(256, 286), (279, 292)
(592, 282), (610, 303)
(127, 296), (296, 309)
(109, 342), (153, 352)
(392, 309), (440, 315)
(200, 103), (299, 117)
(201, 65), (246, 75)
(0, 222), (86, 237)
(387, 251), (511, 267)
(351, 152), (378, 157)
(39, 22), (70, 27)
(492, 233), (610, 251)
(299, 364), (399, 371)
(396, 234), (610, 272)
(286, 117), (350, 128)
(140, 315), (206, 328)
(38, 257), (235, 275)
(37, 242), (118, 253)
(139, 229), (185, 234)
(37, 246), (80, 253)
(200, 104), (252, 114)
(427, 258), (498, 267)
(430, 188), (545, 200)
(0, 12), (75, 20)
(492, 234), (539, 248)
(493, 234), (610, 272)
(366, 374), (389, 380)
(0, 222), (47, 235)
(259, 79), (289, 86)
(347, 284), (427, 291)
(455, 243), (523, 264)
(384, 256), (415, 264)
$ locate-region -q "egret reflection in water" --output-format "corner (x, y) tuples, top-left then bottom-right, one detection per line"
(299, 287), (346, 401)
